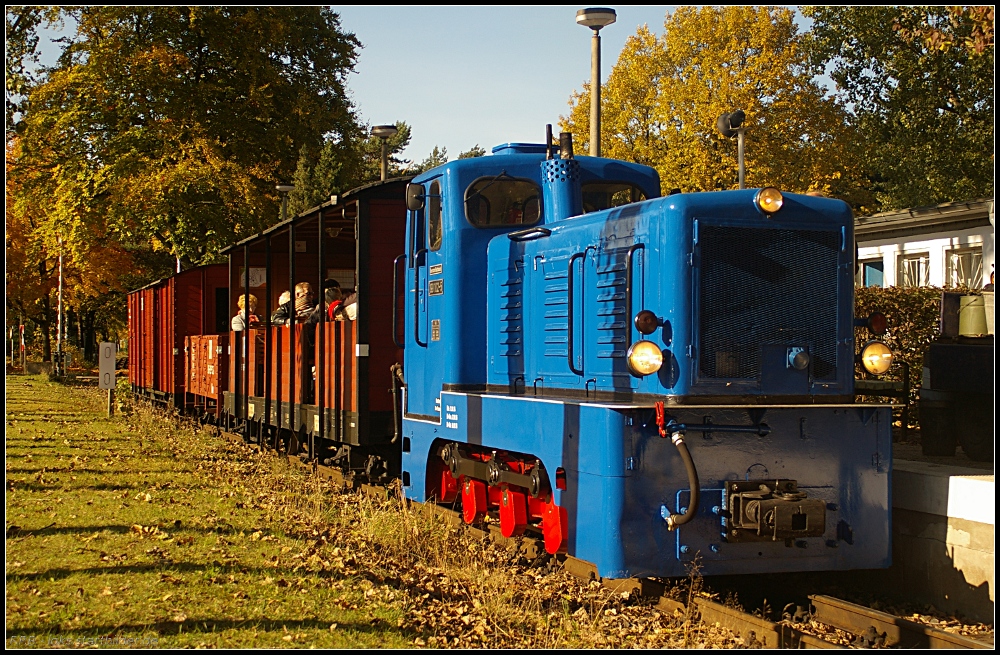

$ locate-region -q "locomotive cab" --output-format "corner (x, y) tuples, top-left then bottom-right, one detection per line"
(401, 142), (659, 417)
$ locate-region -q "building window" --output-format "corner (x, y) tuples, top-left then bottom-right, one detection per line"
(946, 247), (983, 289)
(856, 259), (884, 287)
(897, 252), (929, 287)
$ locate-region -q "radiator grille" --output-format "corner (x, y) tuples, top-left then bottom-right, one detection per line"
(698, 225), (839, 381)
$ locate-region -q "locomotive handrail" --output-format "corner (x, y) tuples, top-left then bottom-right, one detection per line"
(566, 251), (589, 376)
(507, 227), (551, 242)
(624, 243), (644, 351)
(392, 254), (406, 349)
(666, 420), (771, 437)
(413, 248), (428, 347)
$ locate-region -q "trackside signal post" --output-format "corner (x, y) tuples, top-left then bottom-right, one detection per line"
(100, 342), (116, 416)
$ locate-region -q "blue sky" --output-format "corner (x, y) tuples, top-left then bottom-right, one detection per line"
(34, 7), (818, 165)
(335, 6), (680, 163)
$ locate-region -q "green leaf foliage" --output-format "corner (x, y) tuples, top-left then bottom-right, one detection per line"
(411, 145), (449, 175)
(7, 7), (363, 353)
(855, 285), (942, 413)
(12, 7), (362, 267)
(5, 7), (62, 132)
(457, 144), (486, 159)
(803, 6), (994, 210)
(286, 121), (413, 216)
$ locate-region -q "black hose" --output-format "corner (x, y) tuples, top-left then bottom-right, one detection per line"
(666, 431), (700, 529)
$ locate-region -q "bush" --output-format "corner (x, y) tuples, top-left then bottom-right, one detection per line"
(855, 286), (942, 426)
(115, 375), (134, 415)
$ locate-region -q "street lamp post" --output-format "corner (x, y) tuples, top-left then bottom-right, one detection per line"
(276, 184), (295, 222)
(372, 124), (399, 181)
(576, 7), (616, 157)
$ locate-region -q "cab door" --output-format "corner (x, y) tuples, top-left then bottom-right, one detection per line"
(403, 179), (441, 417)
(422, 179), (447, 412)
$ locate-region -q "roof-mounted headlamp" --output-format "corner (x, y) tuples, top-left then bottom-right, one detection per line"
(754, 187), (784, 216)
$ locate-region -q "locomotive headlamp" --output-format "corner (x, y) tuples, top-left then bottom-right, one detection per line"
(634, 310), (659, 335)
(860, 341), (894, 375)
(627, 340), (663, 377)
(787, 347), (810, 371)
(754, 187), (784, 215)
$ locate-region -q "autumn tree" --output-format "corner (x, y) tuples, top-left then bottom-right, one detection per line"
(7, 7), (362, 357)
(6, 135), (164, 359)
(6, 138), (57, 359)
(565, 26), (669, 169)
(804, 6), (994, 209)
(5, 6), (61, 132)
(11, 7), (362, 267)
(562, 7), (863, 205)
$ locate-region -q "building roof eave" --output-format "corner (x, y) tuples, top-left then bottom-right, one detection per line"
(855, 198), (994, 241)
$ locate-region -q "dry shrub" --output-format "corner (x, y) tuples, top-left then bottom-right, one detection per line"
(225, 460), (741, 648)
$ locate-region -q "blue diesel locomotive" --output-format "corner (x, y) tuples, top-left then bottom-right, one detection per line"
(399, 133), (892, 579)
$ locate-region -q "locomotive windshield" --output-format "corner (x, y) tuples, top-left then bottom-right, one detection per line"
(465, 176), (541, 227)
(582, 182), (647, 213)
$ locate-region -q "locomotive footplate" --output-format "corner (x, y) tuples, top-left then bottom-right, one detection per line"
(724, 480), (825, 543)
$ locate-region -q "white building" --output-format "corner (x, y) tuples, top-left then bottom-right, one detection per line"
(855, 199), (995, 289)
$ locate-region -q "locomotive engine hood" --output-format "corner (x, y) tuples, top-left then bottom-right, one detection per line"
(485, 189), (857, 404)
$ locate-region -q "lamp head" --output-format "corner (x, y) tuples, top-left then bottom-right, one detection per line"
(717, 109), (746, 138)
(576, 7), (616, 30)
(371, 124), (399, 139)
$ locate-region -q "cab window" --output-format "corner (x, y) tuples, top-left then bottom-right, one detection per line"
(582, 182), (647, 214)
(428, 181), (442, 251)
(465, 177), (541, 227)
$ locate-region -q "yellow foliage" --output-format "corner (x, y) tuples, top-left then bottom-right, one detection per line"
(562, 7), (866, 204)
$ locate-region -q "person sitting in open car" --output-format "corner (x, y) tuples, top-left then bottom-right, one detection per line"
(270, 291), (292, 326)
(231, 294), (259, 331)
(333, 291), (357, 321)
(294, 282), (316, 323)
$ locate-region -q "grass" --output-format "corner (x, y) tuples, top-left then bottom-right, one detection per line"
(6, 375), (743, 648)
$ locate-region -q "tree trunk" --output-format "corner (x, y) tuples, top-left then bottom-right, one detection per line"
(82, 310), (97, 363)
(35, 261), (54, 361)
(40, 316), (51, 362)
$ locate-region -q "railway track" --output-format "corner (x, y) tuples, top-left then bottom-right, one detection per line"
(218, 428), (991, 649)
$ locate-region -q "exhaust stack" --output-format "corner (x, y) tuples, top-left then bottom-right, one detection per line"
(541, 128), (582, 221)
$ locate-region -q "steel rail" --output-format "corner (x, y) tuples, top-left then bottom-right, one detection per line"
(809, 594), (991, 649)
(212, 426), (990, 650)
(695, 598), (842, 649)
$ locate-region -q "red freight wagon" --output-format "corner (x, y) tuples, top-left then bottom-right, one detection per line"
(186, 333), (227, 418)
(127, 264), (229, 408)
(127, 287), (157, 392)
(221, 178), (409, 474)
